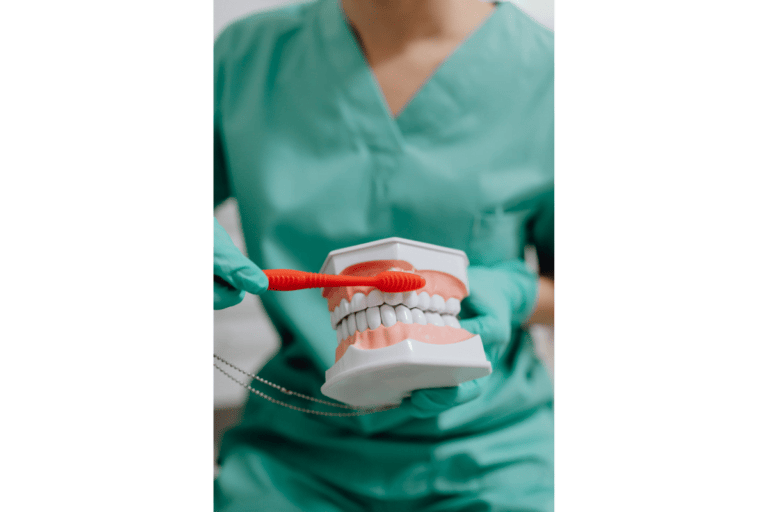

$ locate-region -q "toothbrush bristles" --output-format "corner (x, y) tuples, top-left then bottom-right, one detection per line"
(375, 271), (426, 293)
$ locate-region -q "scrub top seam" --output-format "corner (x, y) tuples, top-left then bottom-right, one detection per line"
(391, 1), (506, 124)
(315, 0), (404, 155)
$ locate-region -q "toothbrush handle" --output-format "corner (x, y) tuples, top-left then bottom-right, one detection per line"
(263, 269), (371, 291)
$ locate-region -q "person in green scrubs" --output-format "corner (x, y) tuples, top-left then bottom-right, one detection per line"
(214, 0), (554, 510)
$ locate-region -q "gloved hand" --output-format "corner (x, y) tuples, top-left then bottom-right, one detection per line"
(214, 217), (269, 309)
(406, 260), (539, 418)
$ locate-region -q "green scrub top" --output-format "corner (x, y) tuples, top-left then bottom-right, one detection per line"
(215, 0), (554, 508)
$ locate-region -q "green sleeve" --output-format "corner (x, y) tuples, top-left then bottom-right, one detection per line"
(214, 30), (232, 210)
(214, 116), (230, 209)
(527, 189), (554, 279)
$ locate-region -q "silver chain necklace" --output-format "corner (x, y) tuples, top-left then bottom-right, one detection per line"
(213, 354), (399, 416)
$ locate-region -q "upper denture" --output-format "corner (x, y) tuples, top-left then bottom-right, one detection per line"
(322, 260), (467, 313)
(330, 291), (462, 329)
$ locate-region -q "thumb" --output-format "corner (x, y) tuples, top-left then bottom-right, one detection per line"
(409, 380), (483, 418)
(214, 281), (246, 310)
(458, 315), (485, 337)
(228, 265), (269, 295)
(214, 218), (269, 295)
(459, 314), (507, 360)
(459, 288), (497, 319)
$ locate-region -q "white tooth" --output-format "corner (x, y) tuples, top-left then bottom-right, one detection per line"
(336, 328), (343, 344)
(331, 308), (338, 329)
(411, 308), (427, 325)
(442, 314), (460, 328)
(340, 317), (349, 339)
(384, 292), (403, 306)
(366, 306), (382, 329)
(339, 299), (350, 318)
(350, 292), (366, 313)
(366, 289), (384, 308)
(425, 312), (444, 326)
(417, 292), (431, 310)
(347, 313), (357, 334)
(445, 298), (461, 315)
(355, 310), (368, 332)
(395, 305), (412, 324)
(430, 295), (446, 313)
(404, 291), (420, 308)
(380, 305), (397, 327)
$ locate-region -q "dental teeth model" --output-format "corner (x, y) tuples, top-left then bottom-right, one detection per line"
(319, 238), (492, 407)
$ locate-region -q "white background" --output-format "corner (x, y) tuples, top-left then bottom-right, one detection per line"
(3, 0), (767, 511)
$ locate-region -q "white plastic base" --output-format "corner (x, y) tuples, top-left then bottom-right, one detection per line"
(321, 335), (492, 407)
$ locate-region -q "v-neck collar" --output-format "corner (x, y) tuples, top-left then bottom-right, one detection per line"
(314, 0), (508, 152)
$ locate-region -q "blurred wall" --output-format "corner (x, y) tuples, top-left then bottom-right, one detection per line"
(215, 0), (553, 39)
(215, 0), (305, 37)
(213, 0), (554, 408)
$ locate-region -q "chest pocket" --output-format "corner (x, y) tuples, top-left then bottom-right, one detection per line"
(467, 208), (531, 266)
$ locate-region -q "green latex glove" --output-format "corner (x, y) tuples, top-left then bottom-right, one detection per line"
(214, 218), (269, 309)
(406, 260), (539, 418)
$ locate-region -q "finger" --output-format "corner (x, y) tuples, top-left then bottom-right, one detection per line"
(408, 387), (458, 418)
(214, 274), (236, 290)
(459, 315), (491, 337)
(459, 315), (507, 360)
(214, 249), (267, 293)
(214, 222), (269, 295)
(228, 266), (269, 296)
(460, 290), (497, 318)
(214, 282), (246, 310)
(409, 380), (482, 418)
(214, 263), (268, 297)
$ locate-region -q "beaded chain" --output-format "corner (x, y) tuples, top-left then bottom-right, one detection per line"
(213, 354), (399, 417)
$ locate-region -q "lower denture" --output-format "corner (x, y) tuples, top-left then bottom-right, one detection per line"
(335, 323), (474, 361)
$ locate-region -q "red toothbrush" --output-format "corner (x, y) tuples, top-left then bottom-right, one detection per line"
(263, 269), (426, 292)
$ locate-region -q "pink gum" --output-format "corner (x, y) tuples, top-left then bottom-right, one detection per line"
(322, 260), (467, 312)
(335, 323), (475, 361)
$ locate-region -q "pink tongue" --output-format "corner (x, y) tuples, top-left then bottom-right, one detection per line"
(335, 323), (474, 362)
